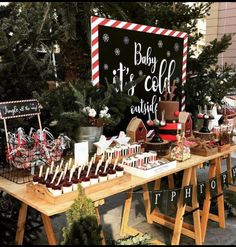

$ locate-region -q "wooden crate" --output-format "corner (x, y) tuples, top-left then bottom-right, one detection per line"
(26, 173), (131, 204)
(218, 143), (231, 152)
(193, 131), (214, 141)
(190, 146), (218, 156)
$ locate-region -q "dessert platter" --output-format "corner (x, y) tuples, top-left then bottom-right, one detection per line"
(26, 130), (178, 202)
(122, 155), (176, 178)
(26, 155), (131, 204)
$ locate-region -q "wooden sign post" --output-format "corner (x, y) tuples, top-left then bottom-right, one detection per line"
(91, 16), (188, 131)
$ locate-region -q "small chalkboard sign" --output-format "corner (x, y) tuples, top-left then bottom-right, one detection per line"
(91, 16), (188, 132)
(0, 99), (40, 119)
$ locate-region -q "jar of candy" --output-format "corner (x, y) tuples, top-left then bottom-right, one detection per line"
(170, 142), (191, 161)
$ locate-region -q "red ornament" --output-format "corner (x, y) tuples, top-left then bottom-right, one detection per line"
(174, 111), (179, 117)
(146, 120), (154, 126)
(197, 113), (204, 119)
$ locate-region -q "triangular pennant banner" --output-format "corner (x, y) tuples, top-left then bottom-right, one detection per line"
(167, 189), (180, 207)
(232, 166), (236, 182)
(209, 177), (218, 198)
(151, 190), (164, 210)
(197, 182), (206, 200)
(221, 171), (228, 189)
(183, 185), (193, 206)
(150, 169), (235, 210)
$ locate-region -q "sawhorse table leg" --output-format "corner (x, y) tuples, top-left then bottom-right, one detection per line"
(201, 157), (225, 242)
(171, 167), (193, 245)
(94, 199), (106, 245)
(120, 188), (134, 237)
(15, 202), (57, 245)
(151, 167), (202, 245)
(191, 166), (202, 245)
(119, 188), (164, 245)
(41, 213), (57, 245)
(15, 202), (28, 245)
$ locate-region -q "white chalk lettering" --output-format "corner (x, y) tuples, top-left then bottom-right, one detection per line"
(171, 191), (177, 201)
(210, 179), (216, 190)
(130, 95), (158, 115)
(134, 42), (158, 73)
(155, 193), (161, 205)
(185, 187), (192, 199)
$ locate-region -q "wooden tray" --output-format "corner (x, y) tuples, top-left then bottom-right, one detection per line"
(218, 143), (231, 152)
(190, 146), (218, 156)
(26, 173), (131, 204)
(193, 131), (214, 141)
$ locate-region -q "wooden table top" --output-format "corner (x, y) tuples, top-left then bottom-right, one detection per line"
(0, 145), (235, 216)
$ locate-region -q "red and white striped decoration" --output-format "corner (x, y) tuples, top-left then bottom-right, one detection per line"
(91, 16), (188, 110)
(181, 34), (188, 112)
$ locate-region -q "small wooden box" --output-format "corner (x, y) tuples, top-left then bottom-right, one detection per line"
(190, 146), (218, 156)
(193, 131), (214, 141)
(218, 143), (231, 152)
(26, 173), (131, 204)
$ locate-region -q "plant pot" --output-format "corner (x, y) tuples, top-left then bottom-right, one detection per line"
(75, 126), (103, 154)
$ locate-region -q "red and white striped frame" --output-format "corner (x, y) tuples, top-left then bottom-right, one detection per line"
(91, 16), (188, 111)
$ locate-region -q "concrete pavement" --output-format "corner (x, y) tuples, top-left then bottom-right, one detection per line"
(31, 158), (236, 245)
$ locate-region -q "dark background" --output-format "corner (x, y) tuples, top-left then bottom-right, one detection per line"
(98, 25), (184, 133)
(0, 100), (39, 119)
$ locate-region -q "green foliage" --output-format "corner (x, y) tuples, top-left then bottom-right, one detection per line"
(0, 2), (54, 102)
(61, 185), (102, 245)
(62, 215), (102, 245)
(1, 2), (236, 130)
(34, 76), (144, 140)
(114, 233), (152, 245)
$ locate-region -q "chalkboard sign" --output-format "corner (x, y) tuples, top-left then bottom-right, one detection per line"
(0, 99), (40, 119)
(91, 16), (188, 131)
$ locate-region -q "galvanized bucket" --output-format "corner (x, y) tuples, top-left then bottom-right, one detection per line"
(75, 126), (103, 154)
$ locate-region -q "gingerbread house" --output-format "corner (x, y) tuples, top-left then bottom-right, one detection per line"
(126, 117), (147, 143)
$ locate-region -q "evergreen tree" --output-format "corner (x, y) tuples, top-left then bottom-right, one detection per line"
(0, 2), (54, 102)
(134, 2), (236, 117)
(1, 2), (235, 119)
(51, 2), (236, 118)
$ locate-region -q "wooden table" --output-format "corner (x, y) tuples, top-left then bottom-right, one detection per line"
(119, 145), (236, 245)
(0, 145), (235, 245)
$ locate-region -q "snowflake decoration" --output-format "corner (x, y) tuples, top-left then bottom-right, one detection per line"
(166, 51), (171, 57)
(158, 40), (163, 48)
(103, 33), (109, 42)
(123, 36), (129, 45)
(104, 64), (109, 70)
(175, 77), (180, 83)
(114, 48), (120, 56)
(174, 43), (179, 52)
(138, 70), (143, 76)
